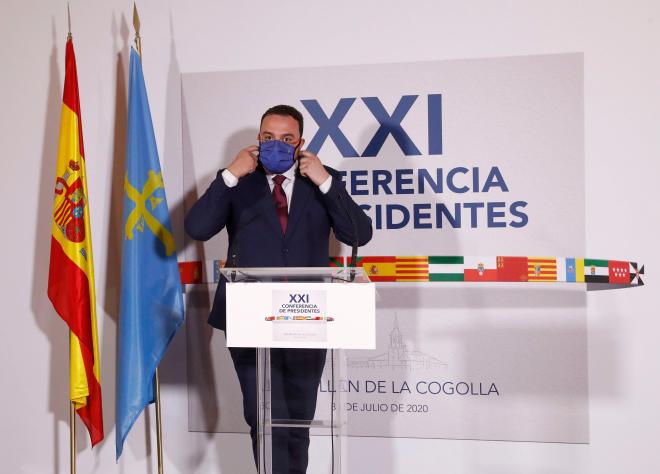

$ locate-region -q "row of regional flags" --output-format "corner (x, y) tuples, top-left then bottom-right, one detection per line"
(47, 36), (183, 458)
(348, 256), (645, 285)
(178, 256), (644, 286)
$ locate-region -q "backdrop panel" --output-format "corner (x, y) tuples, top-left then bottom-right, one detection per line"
(182, 53), (586, 442)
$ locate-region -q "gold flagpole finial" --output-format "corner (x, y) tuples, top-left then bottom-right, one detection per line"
(67, 2), (72, 40)
(133, 2), (142, 58)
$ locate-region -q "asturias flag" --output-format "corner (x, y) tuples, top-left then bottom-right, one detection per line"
(47, 37), (104, 447)
(116, 48), (184, 459)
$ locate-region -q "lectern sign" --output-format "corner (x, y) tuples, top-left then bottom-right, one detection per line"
(270, 290), (329, 343)
(224, 270), (375, 349)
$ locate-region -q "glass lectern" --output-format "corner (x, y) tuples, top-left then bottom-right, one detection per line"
(221, 267), (375, 474)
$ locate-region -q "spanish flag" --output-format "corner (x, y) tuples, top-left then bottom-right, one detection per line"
(47, 38), (104, 447)
(349, 256), (397, 281)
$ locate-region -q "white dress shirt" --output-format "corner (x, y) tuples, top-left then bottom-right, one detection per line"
(221, 163), (332, 212)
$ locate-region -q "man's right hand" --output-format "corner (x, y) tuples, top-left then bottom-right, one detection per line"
(226, 145), (259, 179)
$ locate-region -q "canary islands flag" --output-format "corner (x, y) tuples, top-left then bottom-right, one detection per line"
(116, 48), (184, 459)
(48, 37), (104, 447)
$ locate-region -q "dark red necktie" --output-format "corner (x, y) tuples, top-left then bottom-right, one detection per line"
(272, 175), (288, 233)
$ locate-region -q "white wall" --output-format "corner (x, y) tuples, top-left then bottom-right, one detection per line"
(1, 0), (658, 472)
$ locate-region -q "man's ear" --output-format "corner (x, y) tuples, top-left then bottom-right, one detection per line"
(294, 138), (305, 159)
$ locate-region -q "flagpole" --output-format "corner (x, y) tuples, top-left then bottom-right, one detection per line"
(155, 369), (164, 474)
(132, 5), (164, 473)
(70, 399), (77, 474)
(67, 2), (72, 41)
(69, 353), (77, 474)
(133, 2), (142, 58)
(67, 7), (76, 473)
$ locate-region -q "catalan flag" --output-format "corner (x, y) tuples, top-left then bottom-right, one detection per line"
(395, 256), (429, 281)
(47, 37), (104, 446)
(527, 257), (557, 282)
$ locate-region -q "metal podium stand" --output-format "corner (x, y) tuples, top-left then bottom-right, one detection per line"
(221, 267), (375, 474)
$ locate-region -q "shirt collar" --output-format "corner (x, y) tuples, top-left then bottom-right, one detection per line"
(265, 160), (298, 183)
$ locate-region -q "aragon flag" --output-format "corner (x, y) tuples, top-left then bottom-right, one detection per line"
(116, 47), (184, 459)
(47, 37), (104, 446)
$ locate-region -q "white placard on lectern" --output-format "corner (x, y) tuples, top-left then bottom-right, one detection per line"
(224, 267), (375, 350)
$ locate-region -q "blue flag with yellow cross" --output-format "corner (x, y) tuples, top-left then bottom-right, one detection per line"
(116, 47), (184, 459)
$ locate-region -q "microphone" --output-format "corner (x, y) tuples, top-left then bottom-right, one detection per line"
(226, 205), (264, 282)
(337, 192), (360, 282)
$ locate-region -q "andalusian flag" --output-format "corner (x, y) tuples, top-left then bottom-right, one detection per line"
(429, 256), (465, 281)
(47, 38), (104, 446)
(116, 48), (184, 459)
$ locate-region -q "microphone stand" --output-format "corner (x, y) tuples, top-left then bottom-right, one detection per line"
(337, 192), (360, 281)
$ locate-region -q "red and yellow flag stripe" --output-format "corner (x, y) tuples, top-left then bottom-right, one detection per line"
(47, 38), (103, 446)
(527, 257), (557, 282)
(395, 256), (429, 281)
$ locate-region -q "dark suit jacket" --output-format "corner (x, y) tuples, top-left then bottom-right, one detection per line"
(184, 165), (373, 330)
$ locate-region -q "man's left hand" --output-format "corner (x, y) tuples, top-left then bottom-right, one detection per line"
(298, 150), (330, 186)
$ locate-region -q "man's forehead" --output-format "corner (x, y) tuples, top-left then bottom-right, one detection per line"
(260, 114), (300, 135)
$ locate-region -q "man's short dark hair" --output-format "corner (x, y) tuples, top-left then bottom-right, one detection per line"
(261, 105), (304, 136)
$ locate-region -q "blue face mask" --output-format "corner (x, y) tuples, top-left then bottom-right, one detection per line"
(258, 140), (297, 174)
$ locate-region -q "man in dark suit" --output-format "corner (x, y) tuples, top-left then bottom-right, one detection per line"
(185, 105), (372, 473)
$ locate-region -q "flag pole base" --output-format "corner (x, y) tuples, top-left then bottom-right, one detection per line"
(70, 401), (76, 474)
(155, 368), (164, 474)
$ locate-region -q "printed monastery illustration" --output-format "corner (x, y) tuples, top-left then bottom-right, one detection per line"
(347, 317), (447, 371)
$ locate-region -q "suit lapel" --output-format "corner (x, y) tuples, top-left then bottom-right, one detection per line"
(285, 173), (313, 241)
(249, 170), (283, 237)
